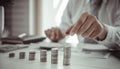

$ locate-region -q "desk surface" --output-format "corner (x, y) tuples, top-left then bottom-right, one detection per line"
(0, 42), (120, 69)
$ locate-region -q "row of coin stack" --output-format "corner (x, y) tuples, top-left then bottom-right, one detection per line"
(9, 46), (71, 66)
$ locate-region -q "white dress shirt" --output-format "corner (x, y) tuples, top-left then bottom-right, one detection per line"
(59, 0), (120, 49)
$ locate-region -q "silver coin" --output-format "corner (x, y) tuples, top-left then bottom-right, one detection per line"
(40, 50), (47, 62)
(9, 53), (15, 58)
(19, 52), (25, 59)
(29, 52), (35, 60)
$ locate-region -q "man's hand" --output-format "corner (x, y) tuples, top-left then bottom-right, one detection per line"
(65, 12), (107, 40)
(45, 27), (65, 42)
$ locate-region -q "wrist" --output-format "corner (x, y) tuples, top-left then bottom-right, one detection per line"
(96, 24), (108, 41)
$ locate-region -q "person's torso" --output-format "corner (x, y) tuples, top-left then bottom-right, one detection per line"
(69, 0), (119, 27)
(67, 0), (120, 43)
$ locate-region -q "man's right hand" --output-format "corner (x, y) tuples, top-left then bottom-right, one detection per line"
(45, 27), (65, 42)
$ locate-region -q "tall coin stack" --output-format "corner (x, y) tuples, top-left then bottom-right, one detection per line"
(51, 48), (58, 64)
(29, 52), (35, 60)
(40, 50), (47, 62)
(63, 46), (71, 66)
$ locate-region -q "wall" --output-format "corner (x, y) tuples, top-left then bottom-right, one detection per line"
(5, 0), (67, 36)
(40, 0), (69, 36)
(41, 0), (59, 36)
(11, 0), (29, 36)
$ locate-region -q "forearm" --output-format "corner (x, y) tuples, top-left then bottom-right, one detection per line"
(95, 24), (120, 49)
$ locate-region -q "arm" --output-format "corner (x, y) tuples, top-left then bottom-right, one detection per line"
(59, 0), (73, 33)
(65, 11), (120, 49)
(45, 0), (73, 42)
(96, 10), (120, 49)
(65, 1), (120, 49)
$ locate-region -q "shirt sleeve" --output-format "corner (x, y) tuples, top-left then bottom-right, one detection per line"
(59, 0), (73, 33)
(96, 8), (120, 49)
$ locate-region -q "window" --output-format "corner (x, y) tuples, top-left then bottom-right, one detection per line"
(41, 0), (69, 36)
(29, 0), (80, 45)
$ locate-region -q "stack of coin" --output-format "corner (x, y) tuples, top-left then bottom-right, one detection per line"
(63, 46), (71, 66)
(29, 52), (35, 60)
(40, 50), (47, 62)
(51, 48), (58, 64)
(9, 53), (15, 58)
(19, 52), (25, 59)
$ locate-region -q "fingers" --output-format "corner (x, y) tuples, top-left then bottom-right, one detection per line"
(70, 12), (89, 35)
(53, 27), (60, 40)
(65, 12), (104, 39)
(45, 12), (104, 40)
(45, 27), (56, 40)
(81, 22), (96, 38)
(45, 29), (51, 38)
(45, 27), (65, 42)
(77, 15), (95, 35)
(51, 27), (56, 40)
(65, 25), (74, 35)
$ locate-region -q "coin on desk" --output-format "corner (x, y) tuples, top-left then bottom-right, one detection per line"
(29, 52), (35, 60)
(40, 50), (47, 62)
(9, 53), (15, 58)
(19, 52), (25, 59)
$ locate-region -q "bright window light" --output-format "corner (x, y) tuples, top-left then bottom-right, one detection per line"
(29, 0), (35, 35)
(66, 34), (79, 44)
(53, 0), (60, 8)
(54, 0), (69, 25)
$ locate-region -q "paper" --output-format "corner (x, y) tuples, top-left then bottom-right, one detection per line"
(76, 43), (111, 59)
(80, 49), (111, 59)
(38, 42), (65, 48)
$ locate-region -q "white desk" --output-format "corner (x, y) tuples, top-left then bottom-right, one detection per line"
(0, 42), (120, 69)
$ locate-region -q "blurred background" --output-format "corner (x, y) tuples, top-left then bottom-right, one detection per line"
(1, 0), (69, 36)
(1, 0), (79, 43)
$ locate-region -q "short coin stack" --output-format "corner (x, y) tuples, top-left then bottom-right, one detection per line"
(29, 52), (35, 60)
(40, 50), (47, 62)
(51, 48), (58, 64)
(9, 53), (15, 58)
(63, 46), (71, 65)
(19, 52), (25, 59)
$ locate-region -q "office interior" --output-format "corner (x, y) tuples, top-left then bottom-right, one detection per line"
(2, 0), (79, 44)
(0, 0), (120, 69)
(3, 0), (65, 35)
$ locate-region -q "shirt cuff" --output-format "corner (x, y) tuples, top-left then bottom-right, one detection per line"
(95, 24), (117, 45)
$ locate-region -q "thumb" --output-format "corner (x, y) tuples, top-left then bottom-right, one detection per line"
(65, 25), (74, 35)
